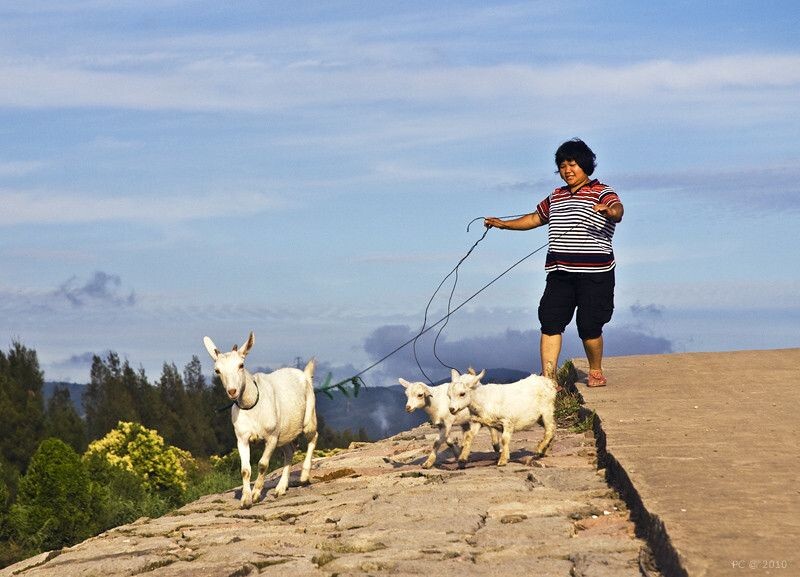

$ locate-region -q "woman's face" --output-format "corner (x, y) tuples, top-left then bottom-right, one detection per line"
(558, 159), (589, 190)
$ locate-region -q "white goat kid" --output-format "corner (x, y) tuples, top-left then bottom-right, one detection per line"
(447, 369), (556, 467)
(400, 378), (501, 468)
(203, 332), (318, 508)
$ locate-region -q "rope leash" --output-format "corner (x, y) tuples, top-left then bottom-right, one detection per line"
(325, 214), (565, 392)
(277, 209), (599, 401)
(414, 213), (533, 382)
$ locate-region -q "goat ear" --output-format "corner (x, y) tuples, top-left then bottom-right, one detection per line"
(203, 337), (220, 360)
(239, 331), (255, 357)
(398, 378), (411, 389)
(451, 368), (461, 381)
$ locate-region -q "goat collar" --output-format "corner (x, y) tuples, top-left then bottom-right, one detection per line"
(236, 377), (260, 411)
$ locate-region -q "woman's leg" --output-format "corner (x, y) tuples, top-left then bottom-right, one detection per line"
(540, 333), (562, 377)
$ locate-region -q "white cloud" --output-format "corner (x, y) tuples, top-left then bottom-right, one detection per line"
(0, 188), (286, 225)
(361, 322), (674, 385)
(0, 53), (797, 120)
(610, 164), (800, 218)
(0, 160), (46, 177)
(627, 279), (800, 311)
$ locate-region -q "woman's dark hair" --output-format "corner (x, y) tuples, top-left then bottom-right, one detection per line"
(555, 138), (596, 176)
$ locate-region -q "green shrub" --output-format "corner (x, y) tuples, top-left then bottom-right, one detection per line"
(8, 438), (93, 553)
(209, 449), (241, 476)
(84, 451), (171, 531)
(83, 422), (194, 503)
(183, 458), (240, 504)
(0, 462), (10, 543)
(556, 359), (578, 389)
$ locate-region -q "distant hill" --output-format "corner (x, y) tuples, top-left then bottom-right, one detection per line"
(316, 385), (427, 440)
(315, 368), (531, 440)
(42, 368), (531, 441)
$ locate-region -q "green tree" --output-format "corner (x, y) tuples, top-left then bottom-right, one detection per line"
(183, 356), (205, 395)
(314, 414), (369, 450)
(44, 386), (87, 453)
(8, 439), (93, 553)
(84, 353), (140, 441)
(156, 362), (189, 450)
(183, 356), (223, 456)
(206, 374), (236, 455)
(0, 461), (22, 569)
(83, 450), (170, 533)
(0, 461), (10, 537)
(125, 363), (156, 430)
(0, 342), (45, 473)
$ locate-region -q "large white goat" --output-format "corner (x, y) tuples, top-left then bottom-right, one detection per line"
(203, 332), (318, 508)
(447, 368), (556, 467)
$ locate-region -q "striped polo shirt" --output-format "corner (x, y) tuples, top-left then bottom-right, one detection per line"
(536, 180), (621, 273)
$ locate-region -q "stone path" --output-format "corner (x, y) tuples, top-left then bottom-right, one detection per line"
(2, 421), (659, 577)
(577, 349), (800, 577)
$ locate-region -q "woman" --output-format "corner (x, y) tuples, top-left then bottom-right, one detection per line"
(484, 138), (623, 387)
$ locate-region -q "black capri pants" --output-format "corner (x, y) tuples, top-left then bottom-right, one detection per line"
(538, 270), (615, 340)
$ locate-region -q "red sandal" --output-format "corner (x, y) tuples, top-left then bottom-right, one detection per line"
(587, 370), (607, 387)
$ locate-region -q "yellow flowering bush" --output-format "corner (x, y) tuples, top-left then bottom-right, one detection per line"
(84, 422), (194, 499)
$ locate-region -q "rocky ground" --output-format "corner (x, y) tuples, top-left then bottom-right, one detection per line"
(2, 418), (661, 577)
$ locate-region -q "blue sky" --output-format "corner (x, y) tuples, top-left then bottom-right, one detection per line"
(1, 1), (798, 385)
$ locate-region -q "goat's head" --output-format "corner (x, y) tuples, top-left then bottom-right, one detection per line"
(203, 332), (255, 400)
(398, 378), (432, 413)
(447, 368), (484, 415)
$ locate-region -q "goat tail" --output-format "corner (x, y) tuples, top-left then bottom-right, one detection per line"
(303, 357), (316, 383)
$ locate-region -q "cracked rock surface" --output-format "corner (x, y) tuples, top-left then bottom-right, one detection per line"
(2, 423), (660, 577)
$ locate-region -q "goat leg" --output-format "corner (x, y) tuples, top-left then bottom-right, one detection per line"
(238, 440), (253, 509)
(252, 436), (278, 502)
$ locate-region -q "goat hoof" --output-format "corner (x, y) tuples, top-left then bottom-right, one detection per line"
(421, 460), (434, 469)
(457, 460), (467, 470)
(240, 500), (252, 509)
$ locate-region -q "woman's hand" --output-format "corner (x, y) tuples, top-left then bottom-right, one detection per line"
(593, 203), (624, 223)
(484, 217), (507, 229)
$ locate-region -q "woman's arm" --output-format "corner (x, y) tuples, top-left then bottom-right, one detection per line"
(484, 212), (544, 230)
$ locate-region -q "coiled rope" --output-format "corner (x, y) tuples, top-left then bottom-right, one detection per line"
(413, 213), (532, 383)
(323, 213), (548, 393)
